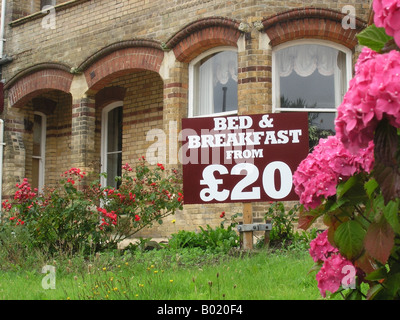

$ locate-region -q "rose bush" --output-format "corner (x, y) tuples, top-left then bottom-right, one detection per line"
(294, 1), (400, 299)
(0, 158), (183, 255)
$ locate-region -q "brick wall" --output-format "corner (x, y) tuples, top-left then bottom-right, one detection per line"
(0, 0), (373, 239)
(3, 0), (371, 77)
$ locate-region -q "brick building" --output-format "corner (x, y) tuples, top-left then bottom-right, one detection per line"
(0, 0), (372, 238)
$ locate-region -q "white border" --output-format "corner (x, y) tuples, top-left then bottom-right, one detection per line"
(101, 101), (123, 188)
(32, 111), (46, 192)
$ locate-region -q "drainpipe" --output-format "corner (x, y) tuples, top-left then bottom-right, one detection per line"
(0, 0), (4, 220)
(0, 0), (6, 60)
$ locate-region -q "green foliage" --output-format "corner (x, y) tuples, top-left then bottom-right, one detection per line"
(262, 202), (314, 250)
(197, 225), (240, 252)
(356, 24), (393, 53)
(264, 202), (298, 245)
(300, 168), (400, 299)
(333, 220), (366, 261)
(168, 230), (203, 249)
(168, 224), (240, 253)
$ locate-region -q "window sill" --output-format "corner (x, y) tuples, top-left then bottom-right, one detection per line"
(190, 110), (238, 118)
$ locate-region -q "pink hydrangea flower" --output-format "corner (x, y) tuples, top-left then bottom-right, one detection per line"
(354, 47), (379, 74)
(309, 230), (339, 263)
(335, 49), (400, 153)
(316, 254), (354, 298)
(373, 0), (400, 47)
(309, 230), (356, 298)
(293, 136), (374, 210)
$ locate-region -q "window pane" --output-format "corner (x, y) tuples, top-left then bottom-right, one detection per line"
(308, 112), (336, 149)
(195, 51), (238, 116)
(107, 106), (122, 153)
(105, 105), (123, 189)
(277, 44), (341, 110)
(33, 114), (42, 157)
(32, 158), (40, 190)
(107, 152), (122, 188)
(280, 70), (335, 109)
(276, 44), (348, 150)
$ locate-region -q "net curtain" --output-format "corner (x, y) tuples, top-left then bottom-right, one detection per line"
(275, 44), (347, 108)
(198, 51), (238, 115)
(276, 44), (339, 78)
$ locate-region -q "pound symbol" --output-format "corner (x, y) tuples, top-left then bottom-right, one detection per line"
(200, 165), (229, 202)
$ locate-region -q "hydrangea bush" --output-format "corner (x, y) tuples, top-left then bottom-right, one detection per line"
(294, 2), (400, 299)
(1, 158), (183, 254)
(294, 136), (374, 210)
(373, 0), (400, 47)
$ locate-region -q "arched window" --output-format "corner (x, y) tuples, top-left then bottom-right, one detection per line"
(32, 111), (46, 192)
(272, 40), (352, 147)
(189, 47), (238, 117)
(101, 102), (123, 188)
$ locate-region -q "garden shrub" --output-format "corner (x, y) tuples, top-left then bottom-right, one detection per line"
(0, 158), (183, 255)
(168, 226), (239, 253)
(168, 213), (241, 253)
(293, 3), (400, 299)
(262, 202), (316, 250)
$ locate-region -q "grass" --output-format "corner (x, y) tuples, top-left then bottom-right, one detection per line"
(0, 247), (322, 300)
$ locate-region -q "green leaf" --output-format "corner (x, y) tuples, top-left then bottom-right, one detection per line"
(366, 283), (384, 300)
(375, 273), (400, 300)
(337, 175), (359, 199)
(336, 174), (367, 204)
(297, 205), (324, 230)
(325, 196), (348, 212)
(356, 24), (393, 52)
(344, 288), (364, 300)
(383, 199), (400, 234)
(364, 178), (379, 199)
(364, 217), (395, 264)
(365, 266), (388, 282)
(334, 220), (366, 260)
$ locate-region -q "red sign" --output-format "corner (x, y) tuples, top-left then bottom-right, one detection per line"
(181, 112), (309, 204)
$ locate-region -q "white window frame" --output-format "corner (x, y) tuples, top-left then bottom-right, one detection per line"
(272, 39), (352, 116)
(101, 101), (123, 188)
(32, 111), (46, 192)
(188, 46), (238, 118)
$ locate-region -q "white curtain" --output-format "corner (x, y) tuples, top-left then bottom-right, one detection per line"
(197, 51), (237, 116)
(199, 62), (214, 116)
(277, 45), (338, 78)
(214, 51), (238, 85)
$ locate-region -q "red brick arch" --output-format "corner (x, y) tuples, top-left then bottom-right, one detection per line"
(6, 65), (73, 108)
(260, 8), (367, 49)
(165, 17), (243, 62)
(79, 40), (165, 91)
